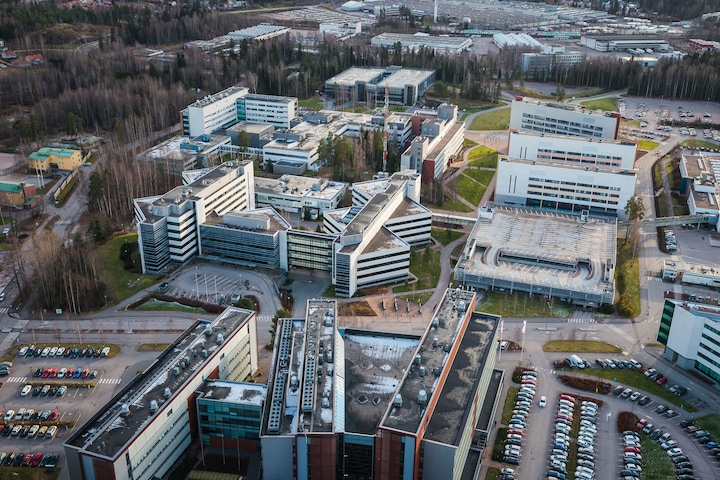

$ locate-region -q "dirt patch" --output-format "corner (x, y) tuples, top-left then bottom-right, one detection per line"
(338, 301), (378, 317)
(559, 375), (612, 394)
(617, 411), (640, 433)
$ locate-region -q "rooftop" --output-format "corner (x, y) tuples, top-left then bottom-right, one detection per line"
(29, 147), (80, 159)
(343, 330), (420, 434)
(683, 153), (720, 187)
(325, 67), (385, 86)
(255, 175), (347, 201)
(264, 299), (340, 436)
(0, 181), (25, 193)
(372, 32), (472, 51)
(380, 289), (497, 445)
(690, 189), (719, 211)
(198, 380), (267, 406)
(139, 134), (230, 160)
(203, 208), (292, 233)
(513, 97), (621, 117)
(376, 68), (435, 89)
(458, 206), (617, 296)
(228, 23), (290, 39)
(188, 86), (248, 109)
(67, 307), (255, 458)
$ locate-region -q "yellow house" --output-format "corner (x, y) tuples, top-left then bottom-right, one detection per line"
(28, 147), (82, 172)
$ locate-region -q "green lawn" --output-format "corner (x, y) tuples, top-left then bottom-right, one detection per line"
(581, 97), (619, 111)
(393, 248), (441, 293)
(615, 239), (641, 318)
(469, 153), (498, 169)
(95, 233), (160, 302)
(694, 414), (720, 439)
(133, 298), (207, 314)
(298, 97), (323, 110)
(640, 433), (677, 480)
(476, 291), (573, 318)
(543, 340), (621, 353)
(468, 145), (496, 161)
(584, 368), (696, 412)
(431, 228), (465, 246)
(0, 467), (60, 480)
(484, 467), (501, 480)
(463, 138), (478, 147)
(682, 139), (719, 149)
(463, 168), (495, 186)
(469, 108), (511, 131)
(455, 174), (486, 206)
(438, 197), (473, 212)
(501, 386), (519, 424)
(638, 139), (659, 151)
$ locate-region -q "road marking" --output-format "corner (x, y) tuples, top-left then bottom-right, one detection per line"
(98, 378), (121, 385)
(0, 308), (8, 314)
(6, 376), (26, 383)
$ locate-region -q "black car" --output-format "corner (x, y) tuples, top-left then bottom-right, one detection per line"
(63, 348), (72, 357)
(656, 405), (668, 413)
(638, 396), (651, 406)
(650, 429), (663, 439)
(12, 453), (23, 467)
(503, 456), (519, 465)
(698, 436), (713, 444)
(85, 348), (95, 357)
(33, 368), (42, 377)
(18, 426), (29, 438)
(676, 386), (688, 396)
(31, 387), (40, 397)
(679, 420), (694, 428)
(30, 411), (39, 421)
(675, 462), (693, 470)
(672, 456), (690, 464)
(2, 425), (12, 437)
(49, 386), (57, 396)
(3, 453), (15, 466)
(676, 468), (694, 475)
(677, 475), (695, 480)
(613, 386), (624, 395)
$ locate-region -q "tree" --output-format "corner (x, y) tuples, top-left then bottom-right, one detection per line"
(624, 196), (645, 244)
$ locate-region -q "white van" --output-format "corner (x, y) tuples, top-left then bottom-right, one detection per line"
(45, 425), (57, 439)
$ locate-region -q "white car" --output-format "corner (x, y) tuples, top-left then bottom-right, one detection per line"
(667, 448), (683, 457)
(3, 410), (14, 421)
(20, 384), (32, 396)
(539, 396), (547, 407)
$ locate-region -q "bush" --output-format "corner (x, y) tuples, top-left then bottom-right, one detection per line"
(597, 303), (614, 315)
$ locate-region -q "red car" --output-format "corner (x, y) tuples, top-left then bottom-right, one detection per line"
(30, 453), (43, 467)
(636, 418), (648, 429)
(21, 453), (32, 467)
(657, 376), (668, 385)
(41, 368), (50, 378)
(48, 410), (59, 421)
(560, 394), (575, 403)
(625, 446), (641, 453)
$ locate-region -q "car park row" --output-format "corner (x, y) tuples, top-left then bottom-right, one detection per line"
(546, 393), (599, 480)
(0, 451), (58, 468)
(17, 345), (109, 359)
(502, 369), (537, 471)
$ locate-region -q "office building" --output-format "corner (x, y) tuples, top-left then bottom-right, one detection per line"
(28, 147), (83, 172)
(255, 175), (348, 216)
(64, 307), (259, 480)
(689, 38), (720, 53)
(658, 298), (720, 382)
(325, 66), (435, 106)
(456, 206), (617, 308)
(510, 97), (620, 140)
(262, 290), (502, 480)
(136, 134), (232, 174)
(400, 104), (466, 182)
(521, 49), (586, 75)
(133, 161), (255, 275)
(238, 94), (298, 129)
(679, 152), (720, 229)
(227, 23), (290, 41)
(495, 131), (638, 219)
(182, 87), (249, 137)
(371, 32), (472, 53)
(580, 35), (670, 52)
(198, 208), (291, 270)
(196, 380), (267, 450)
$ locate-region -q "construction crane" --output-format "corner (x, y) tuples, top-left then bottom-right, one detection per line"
(382, 82), (389, 174)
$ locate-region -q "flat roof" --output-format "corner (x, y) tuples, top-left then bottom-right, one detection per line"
(376, 68), (434, 89)
(203, 208), (292, 233)
(499, 155), (638, 175)
(372, 32), (471, 50)
(139, 134), (230, 160)
(67, 307), (255, 458)
(509, 129), (632, 147)
(326, 67), (385, 86)
(188, 86), (247, 109)
(255, 175), (347, 201)
(343, 330), (420, 434)
(513, 97), (620, 118)
(228, 23), (289, 39)
(380, 289), (496, 443)
(691, 188), (719, 211)
(458, 206), (617, 296)
(198, 380), (267, 406)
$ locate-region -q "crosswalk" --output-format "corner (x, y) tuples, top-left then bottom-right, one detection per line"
(567, 311), (596, 324)
(255, 315), (273, 323)
(0, 308), (8, 314)
(647, 276), (663, 282)
(97, 378), (121, 385)
(5, 376), (26, 383)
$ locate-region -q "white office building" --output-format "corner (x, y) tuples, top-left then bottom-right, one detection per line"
(238, 94), (298, 129)
(680, 152), (720, 229)
(254, 175), (348, 216)
(182, 87), (249, 137)
(658, 298), (720, 382)
(509, 97), (620, 140)
(133, 161), (255, 274)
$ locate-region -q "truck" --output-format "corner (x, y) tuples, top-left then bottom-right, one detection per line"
(565, 354), (585, 368)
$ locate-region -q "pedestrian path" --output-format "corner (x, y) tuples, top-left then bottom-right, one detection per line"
(97, 378), (121, 385)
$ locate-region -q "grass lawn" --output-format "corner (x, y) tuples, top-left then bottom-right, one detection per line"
(455, 174), (486, 206)
(134, 298), (207, 314)
(138, 343), (170, 351)
(615, 239), (641, 318)
(682, 139), (719, 149)
(638, 139), (659, 151)
(468, 145), (496, 161)
(584, 368), (696, 412)
(665, 161), (677, 190)
(501, 386), (519, 424)
(438, 197), (473, 212)
(484, 467), (500, 480)
(581, 97), (619, 111)
(396, 291), (433, 306)
(431, 228), (465, 246)
(469, 108), (511, 131)
(463, 168), (495, 186)
(463, 138), (478, 147)
(95, 234), (160, 303)
(298, 98), (323, 110)
(393, 248), (441, 293)
(543, 340), (621, 353)
(469, 153), (498, 169)
(640, 433), (677, 479)
(476, 291), (573, 318)
(694, 414), (720, 439)
(0, 468), (61, 479)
